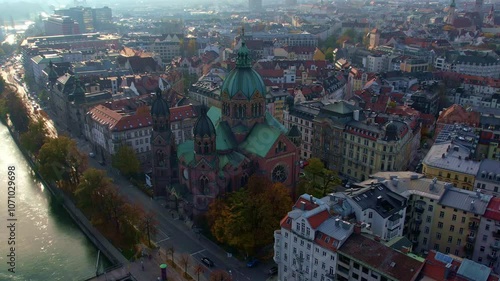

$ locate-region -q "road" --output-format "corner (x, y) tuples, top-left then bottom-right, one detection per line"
(1, 63), (275, 281)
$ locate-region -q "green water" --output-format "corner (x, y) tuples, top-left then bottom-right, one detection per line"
(0, 123), (110, 280)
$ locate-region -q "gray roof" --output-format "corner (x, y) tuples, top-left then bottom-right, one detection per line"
(434, 124), (478, 151)
(476, 159), (500, 184)
(457, 259), (491, 281)
(289, 104), (321, 121)
(363, 172), (447, 201)
(349, 183), (407, 218)
(438, 186), (492, 215)
(422, 141), (480, 175)
(317, 217), (353, 241)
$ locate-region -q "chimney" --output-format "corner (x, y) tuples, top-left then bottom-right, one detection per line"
(444, 263), (452, 279)
(476, 189), (481, 198)
(310, 195), (314, 203)
(335, 218), (341, 227)
(401, 247), (410, 254)
(374, 235), (381, 242)
(377, 195), (383, 205)
(392, 178), (399, 187)
(354, 223), (362, 234)
(300, 201), (306, 210)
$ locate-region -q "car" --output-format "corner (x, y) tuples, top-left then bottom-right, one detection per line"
(246, 258), (259, 268)
(268, 266), (278, 275)
(201, 257), (214, 267)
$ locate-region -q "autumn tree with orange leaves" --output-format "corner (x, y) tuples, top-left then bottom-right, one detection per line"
(207, 175), (293, 257)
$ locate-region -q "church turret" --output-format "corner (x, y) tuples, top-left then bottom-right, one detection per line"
(287, 125), (302, 148)
(446, 0), (457, 25)
(220, 28), (267, 143)
(193, 106), (216, 156)
(150, 88), (177, 198)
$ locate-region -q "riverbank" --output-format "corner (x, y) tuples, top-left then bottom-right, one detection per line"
(4, 121), (129, 276)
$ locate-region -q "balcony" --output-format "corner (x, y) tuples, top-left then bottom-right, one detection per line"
(412, 229), (421, 236)
(469, 222), (479, 231)
(467, 234), (476, 243)
(491, 241), (500, 251)
(414, 205), (424, 214)
(488, 253), (498, 261)
(415, 218), (423, 225)
(493, 230), (500, 239)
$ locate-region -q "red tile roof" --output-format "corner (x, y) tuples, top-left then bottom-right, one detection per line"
(484, 197), (500, 221)
(307, 209), (330, 229)
(293, 198), (319, 211)
(339, 233), (424, 281)
(422, 250), (500, 281)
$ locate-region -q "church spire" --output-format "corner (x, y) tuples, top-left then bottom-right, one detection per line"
(236, 27), (251, 68)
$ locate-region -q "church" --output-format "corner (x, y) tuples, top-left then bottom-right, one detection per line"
(150, 39), (301, 214)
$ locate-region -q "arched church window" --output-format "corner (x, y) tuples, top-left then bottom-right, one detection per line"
(241, 173), (249, 187)
(204, 141), (210, 153)
(197, 141), (202, 154)
(233, 104), (238, 118)
(156, 150), (165, 167)
(200, 175), (209, 195)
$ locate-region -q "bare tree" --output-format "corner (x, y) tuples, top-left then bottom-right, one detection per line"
(194, 264), (205, 281)
(180, 253), (191, 277)
(166, 246), (175, 266)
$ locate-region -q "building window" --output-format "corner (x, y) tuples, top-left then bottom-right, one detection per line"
(452, 214), (457, 221)
(440, 211), (444, 218)
(438, 222), (443, 228)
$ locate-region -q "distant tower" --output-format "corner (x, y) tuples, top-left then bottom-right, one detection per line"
(485, 5), (495, 26)
(446, 0), (457, 25)
(150, 88), (177, 198)
(475, 0), (484, 23)
(249, 0), (262, 11)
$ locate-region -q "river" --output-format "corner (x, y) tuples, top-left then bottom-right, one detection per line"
(0, 122), (109, 280)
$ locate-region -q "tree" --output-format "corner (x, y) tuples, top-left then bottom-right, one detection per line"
(194, 264), (205, 281)
(20, 117), (49, 156)
(38, 136), (87, 192)
(180, 253), (191, 277)
(0, 74), (5, 93)
(112, 145), (141, 178)
(167, 245), (175, 264)
(207, 175), (293, 256)
(74, 168), (113, 219)
(5, 90), (29, 133)
(138, 209), (158, 247)
(209, 270), (232, 281)
(303, 158), (341, 197)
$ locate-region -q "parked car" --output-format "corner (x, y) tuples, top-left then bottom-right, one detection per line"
(268, 266), (278, 275)
(246, 258), (259, 268)
(201, 257), (214, 267)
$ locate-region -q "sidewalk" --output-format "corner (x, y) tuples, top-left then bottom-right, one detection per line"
(89, 248), (187, 281)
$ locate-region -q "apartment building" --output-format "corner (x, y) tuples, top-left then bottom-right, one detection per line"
(274, 194), (423, 281)
(84, 103), (197, 164)
(336, 233), (423, 281)
(422, 141), (481, 190)
(274, 194), (354, 281)
(475, 159), (500, 196)
(473, 197), (500, 272)
(431, 187), (492, 258)
(284, 102), (321, 160)
(312, 101), (360, 172)
(366, 172), (449, 255)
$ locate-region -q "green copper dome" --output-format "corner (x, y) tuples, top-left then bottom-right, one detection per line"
(221, 39), (266, 100)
